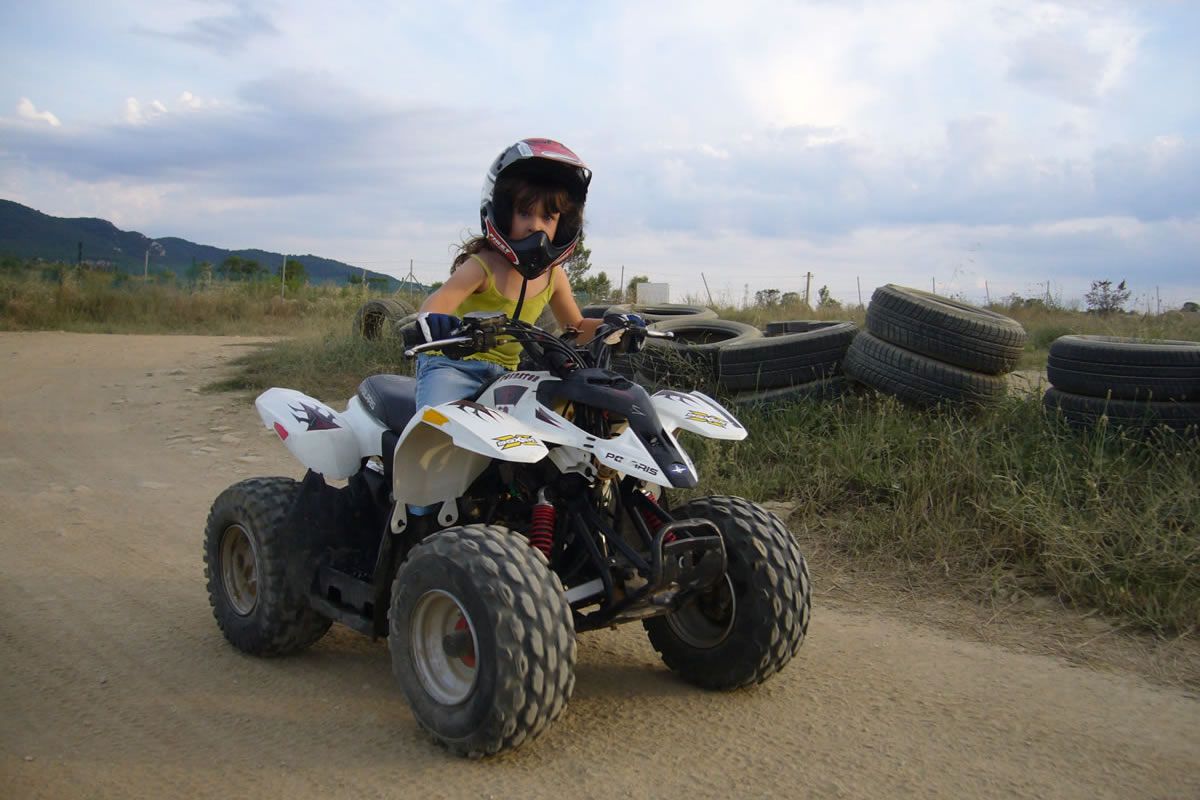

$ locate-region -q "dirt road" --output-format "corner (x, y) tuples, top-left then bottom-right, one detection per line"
(1, 332), (1197, 799)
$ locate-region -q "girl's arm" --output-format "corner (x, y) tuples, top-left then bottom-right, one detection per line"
(548, 267), (604, 337)
(419, 259), (486, 314)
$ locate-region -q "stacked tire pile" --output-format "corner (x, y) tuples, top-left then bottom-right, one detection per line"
(717, 320), (858, 406)
(843, 285), (1027, 407)
(1043, 335), (1200, 434)
(598, 304), (858, 405)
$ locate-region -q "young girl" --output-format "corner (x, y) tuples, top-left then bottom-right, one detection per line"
(415, 138), (634, 409)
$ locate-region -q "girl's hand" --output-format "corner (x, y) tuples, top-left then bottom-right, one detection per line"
(417, 312), (462, 342)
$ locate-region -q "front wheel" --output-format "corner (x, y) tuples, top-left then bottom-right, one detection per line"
(389, 525), (576, 757)
(644, 496), (810, 689)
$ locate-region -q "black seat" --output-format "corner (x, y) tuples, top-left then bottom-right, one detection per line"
(357, 374), (418, 432)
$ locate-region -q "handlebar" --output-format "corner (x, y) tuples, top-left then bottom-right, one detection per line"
(401, 311), (674, 376)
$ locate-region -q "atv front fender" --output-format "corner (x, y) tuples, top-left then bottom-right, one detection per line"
(650, 390), (747, 441)
(388, 400), (549, 531)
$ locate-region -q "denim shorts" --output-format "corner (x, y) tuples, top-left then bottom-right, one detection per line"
(414, 354), (506, 409)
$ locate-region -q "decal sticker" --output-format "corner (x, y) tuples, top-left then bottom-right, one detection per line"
(659, 390), (698, 405)
(423, 409), (449, 425)
(450, 399), (503, 421)
(535, 408), (563, 427)
(684, 410), (728, 428)
(669, 463), (689, 475)
(493, 386), (528, 407)
(497, 372), (539, 383)
(494, 433), (540, 450)
(289, 401), (340, 431)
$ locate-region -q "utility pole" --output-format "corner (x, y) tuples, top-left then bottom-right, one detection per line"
(931, 277), (936, 293)
(701, 272), (715, 307)
(619, 265), (625, 301)
(803, 272), (813, 307)
(144, 248), (150, 282)
(280, 253), (287, 299)
(856, 276), (862, 307)
(985, 280), (991, 306)
(1156, 286), (1161, 315)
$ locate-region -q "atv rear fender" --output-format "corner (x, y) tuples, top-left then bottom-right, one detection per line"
(255, 388), (386, 479)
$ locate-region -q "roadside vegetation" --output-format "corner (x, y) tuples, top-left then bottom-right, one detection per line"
(3, 258), (1198, 633)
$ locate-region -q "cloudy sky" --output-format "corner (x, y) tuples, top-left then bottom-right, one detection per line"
(2, 0), (1198, 308)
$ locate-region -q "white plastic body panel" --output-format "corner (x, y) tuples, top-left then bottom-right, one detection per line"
(389, 399), (550, 531)
(255, 387), (383, 479)
(651, 389), (747, 441)
(476, 371), (717, 487)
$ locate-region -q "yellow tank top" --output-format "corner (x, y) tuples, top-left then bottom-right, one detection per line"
(453, 253), (557, 371)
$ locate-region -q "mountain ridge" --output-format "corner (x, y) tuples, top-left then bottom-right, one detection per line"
(0, 198), (419, 290)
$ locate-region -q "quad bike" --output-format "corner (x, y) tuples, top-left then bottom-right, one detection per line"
(204, 311), (811, 757)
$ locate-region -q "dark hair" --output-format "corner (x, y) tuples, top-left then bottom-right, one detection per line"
(451, 174), (583, 272)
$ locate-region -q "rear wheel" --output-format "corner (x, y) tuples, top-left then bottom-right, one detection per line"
(390, 525), (576, 757)
(644, 496), (810, 689)
(203, 478), (331, 656)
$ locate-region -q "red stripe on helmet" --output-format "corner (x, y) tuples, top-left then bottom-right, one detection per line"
(484, 218), (519, 264)
(522, 138), (585, 166)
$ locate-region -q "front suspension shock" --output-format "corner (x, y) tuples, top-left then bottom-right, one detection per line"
(528, 488), (556, 560)
(637, 491), (676, 543)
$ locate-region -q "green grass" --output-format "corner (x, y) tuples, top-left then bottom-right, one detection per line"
(0, 268), (388, 335)
(680, 392), (1198, 634)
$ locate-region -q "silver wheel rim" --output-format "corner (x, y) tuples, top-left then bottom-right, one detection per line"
(410, 590), (478, 705)
(219, 523), (259, 616)
(667, 574), (736, 648)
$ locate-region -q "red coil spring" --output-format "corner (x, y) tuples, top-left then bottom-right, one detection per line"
(528, 502), (556, 560)
(639, 495), (675, 543)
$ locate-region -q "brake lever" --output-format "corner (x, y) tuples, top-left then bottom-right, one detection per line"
(403, 335), (474, 359)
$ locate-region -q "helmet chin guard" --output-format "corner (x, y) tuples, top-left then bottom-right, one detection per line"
(481, 138), (590, 279)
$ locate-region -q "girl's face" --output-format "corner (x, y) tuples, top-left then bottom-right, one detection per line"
(510, 198), (560, 243)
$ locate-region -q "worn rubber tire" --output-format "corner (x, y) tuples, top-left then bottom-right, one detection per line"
(866, 285), (1027, 374)
(352, 298), (415, 339)
(627, 319), (761, 388)
(728, 377), (853, 407)
(764, 320), (852, 337)
(390, 525), (576, 758)
(843, 331), (1007, 406)
(644, 496), (810, 690)
(1046, 335), (1200, 401)
(1042, 387), (1200, 433)
(718, 321), (857, 391)
(630, 303), (718, 324)
(580, 303), (613, 319)
(203, 477), (331, 656)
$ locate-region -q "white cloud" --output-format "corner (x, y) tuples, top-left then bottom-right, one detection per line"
(124, 97), (168, 125)
(16, 98), (61, 127)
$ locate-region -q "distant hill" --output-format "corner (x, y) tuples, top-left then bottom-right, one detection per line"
(0, 198), (424, 291)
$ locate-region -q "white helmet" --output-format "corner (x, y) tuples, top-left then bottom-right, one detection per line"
(480, 138), (591, 280)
